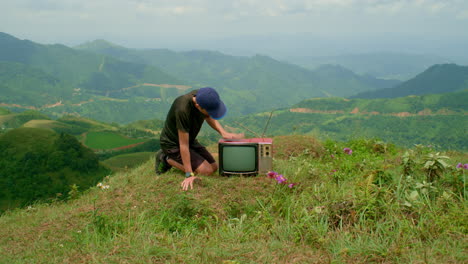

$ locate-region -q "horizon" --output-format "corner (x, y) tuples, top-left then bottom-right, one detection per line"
(1, 0), (468, 62)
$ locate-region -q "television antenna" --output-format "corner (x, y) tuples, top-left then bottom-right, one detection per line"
(234, 110), (274, 139)
(261, 111), (274, 138)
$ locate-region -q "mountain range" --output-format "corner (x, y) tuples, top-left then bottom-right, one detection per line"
(286, 52), (451, 80)
(75, 39), (400, 114)
(1, 32), (467, 124)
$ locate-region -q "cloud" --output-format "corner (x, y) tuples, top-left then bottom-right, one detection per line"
(0, 0), (467, 51)
(456, 9), (468, 19)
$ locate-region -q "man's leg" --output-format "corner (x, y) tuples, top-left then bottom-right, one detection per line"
(167, 158), (216, 176)
(165, 146), (217, 176)
(155, 149), (171, 174)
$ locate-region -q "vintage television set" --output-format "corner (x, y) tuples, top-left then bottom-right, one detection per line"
(218, 138), (273, 176)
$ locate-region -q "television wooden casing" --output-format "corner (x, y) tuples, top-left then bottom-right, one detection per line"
(218, 138), (273, 176)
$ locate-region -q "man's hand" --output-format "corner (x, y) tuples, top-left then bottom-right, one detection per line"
(222, 132), (244, 139)
(180, 176), (201, 191)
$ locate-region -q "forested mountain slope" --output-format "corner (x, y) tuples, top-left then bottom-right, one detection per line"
(76, 40), (398, 115)
(0, 32), (181, 95)
(227, 90), (468, 151)
(0, 127), (109, 212)
(0, 32), (187, 123)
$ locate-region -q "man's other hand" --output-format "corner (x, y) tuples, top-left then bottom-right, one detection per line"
(181, 176), (201, 191)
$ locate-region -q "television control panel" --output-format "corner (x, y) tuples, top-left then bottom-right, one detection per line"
(258, 142), (273, 174)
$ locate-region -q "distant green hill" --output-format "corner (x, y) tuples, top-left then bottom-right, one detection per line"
(0, 32), (186, 123)
(300, 90), (467, 114)
(351, 64), (468, 99)
(0, 128), (109, 212)
(76, 40), (398, 115)
(0, 32), (182, 95)
(0, 110), (51, 129)
(227, 91), (468, 151)
(0, 61), (72, 106)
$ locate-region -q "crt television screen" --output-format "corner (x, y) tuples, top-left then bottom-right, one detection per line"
(222, 145), (257, 172)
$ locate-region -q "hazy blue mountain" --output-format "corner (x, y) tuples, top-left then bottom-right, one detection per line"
(350, 64), (468, 99)
(312, 64), (401, 96)
(286, 52), (452, 80)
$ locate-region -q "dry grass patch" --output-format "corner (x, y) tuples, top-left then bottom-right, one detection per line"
(273, 135), (325, 159)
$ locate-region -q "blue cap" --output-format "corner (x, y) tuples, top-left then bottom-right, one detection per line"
(196, 87), (227, 120)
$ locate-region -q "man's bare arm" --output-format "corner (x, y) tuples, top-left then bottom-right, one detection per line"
(178, 130), (192, 173)
(205, 117), (244, 139)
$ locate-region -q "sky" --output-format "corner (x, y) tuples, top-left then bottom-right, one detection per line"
(1, 0), (468, 59)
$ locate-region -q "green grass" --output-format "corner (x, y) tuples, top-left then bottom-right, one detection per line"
(84, 131), (147, 150)
(102, 152), (153, 171)
(0, 137), (466, 263)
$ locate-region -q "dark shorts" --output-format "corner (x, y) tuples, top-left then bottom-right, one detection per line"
(163, 145), (216, 171)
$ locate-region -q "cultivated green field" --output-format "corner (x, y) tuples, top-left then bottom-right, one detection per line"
(84, 131), (147, 150)
(0, 136), (466, 263)
(102, 152), (154, 171)
(0, 108), (10, 115)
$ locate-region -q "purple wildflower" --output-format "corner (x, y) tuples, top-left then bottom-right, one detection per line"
(288, 183), (297, 188)
(275, 174), (287, 184)
(343, 148), (353, 155)
(457, 163), (463, 169)
(331, 154), (335, 159)
(267, 171), (278, 178)
(464, 164), (468, 169)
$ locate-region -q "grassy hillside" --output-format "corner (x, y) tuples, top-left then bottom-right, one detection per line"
(0, 136), (466, 263)
(101, 152), (154, 171)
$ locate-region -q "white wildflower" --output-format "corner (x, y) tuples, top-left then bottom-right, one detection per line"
(97, 183), (110, 190)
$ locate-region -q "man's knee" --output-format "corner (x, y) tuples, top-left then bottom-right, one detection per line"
(196, 162), (217, 176)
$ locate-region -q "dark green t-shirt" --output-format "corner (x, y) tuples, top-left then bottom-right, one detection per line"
(160, 90), (206, 150)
